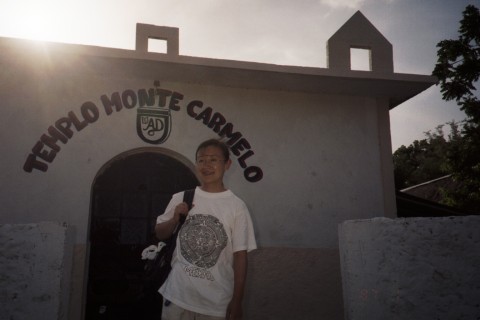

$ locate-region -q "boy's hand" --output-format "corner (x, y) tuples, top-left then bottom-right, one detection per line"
(226, 298), (242, 320)
(174, 202), (190, 223)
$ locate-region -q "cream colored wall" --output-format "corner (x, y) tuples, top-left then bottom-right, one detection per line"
(165, 83), (388, 248)
(1, 39), (392, 320)
(1, 64), (389, 248)
(339, 216), (480, 319)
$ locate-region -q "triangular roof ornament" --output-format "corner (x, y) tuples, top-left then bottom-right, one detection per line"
(327, 11), (393, 73)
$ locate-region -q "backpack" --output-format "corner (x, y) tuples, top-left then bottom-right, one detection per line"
(143, 189), (195, 290)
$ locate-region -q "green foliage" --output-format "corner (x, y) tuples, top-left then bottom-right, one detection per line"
(431, 4), (480, 213)
(393, 122), (461, 190)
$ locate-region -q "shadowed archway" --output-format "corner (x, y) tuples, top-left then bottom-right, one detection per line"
(85, 148), (199, 320)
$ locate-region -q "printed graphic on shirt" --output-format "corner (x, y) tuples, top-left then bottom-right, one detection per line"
(180, 214), (228, 269)
(183, 265), (215, 281)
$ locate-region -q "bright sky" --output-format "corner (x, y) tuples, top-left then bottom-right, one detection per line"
(0, 0), (476, 151)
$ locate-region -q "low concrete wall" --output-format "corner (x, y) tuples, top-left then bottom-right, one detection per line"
(0, 222), (74, 320)
(338, 216), (480, 320)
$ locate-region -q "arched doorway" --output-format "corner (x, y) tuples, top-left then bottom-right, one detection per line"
(85, 148), (199, 320)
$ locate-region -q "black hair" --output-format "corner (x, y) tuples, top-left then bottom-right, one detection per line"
(196, 139), (230, 161)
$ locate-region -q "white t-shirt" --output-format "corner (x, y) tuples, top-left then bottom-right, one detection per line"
(156, 187), (257, 317)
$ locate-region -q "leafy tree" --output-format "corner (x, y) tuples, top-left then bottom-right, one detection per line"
(393, 122), (460, 190)
(432, 4), (480, 212)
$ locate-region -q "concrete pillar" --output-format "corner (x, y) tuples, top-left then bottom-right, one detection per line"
(339, 216), (480, 319)
(0, 222), (74, 320)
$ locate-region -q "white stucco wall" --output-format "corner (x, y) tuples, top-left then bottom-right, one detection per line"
(339, 216), (480, 320)
(0, 18), (434, 318)
(0, 222), (74, 320)
(1, 47), (387, 249)
(0, 42), (389, 320)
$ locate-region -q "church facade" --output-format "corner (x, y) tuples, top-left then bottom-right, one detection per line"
(0, 12), (435, 319)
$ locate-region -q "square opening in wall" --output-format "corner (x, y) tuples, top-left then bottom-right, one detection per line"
(350, 48), (371, 71)
(148, 38), (168, 54)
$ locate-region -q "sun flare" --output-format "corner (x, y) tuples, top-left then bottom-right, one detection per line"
(1, 0), (75, 43)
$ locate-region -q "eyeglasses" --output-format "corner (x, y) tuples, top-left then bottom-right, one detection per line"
(195, 156), (225, 166)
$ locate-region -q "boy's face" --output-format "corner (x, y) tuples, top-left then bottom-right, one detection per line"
(195, 145), (231, 187)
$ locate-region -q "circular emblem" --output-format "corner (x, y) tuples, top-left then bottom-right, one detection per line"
(180, 214), (227, 268)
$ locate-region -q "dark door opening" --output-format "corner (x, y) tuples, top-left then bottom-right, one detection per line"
(85, 149), (199, 320)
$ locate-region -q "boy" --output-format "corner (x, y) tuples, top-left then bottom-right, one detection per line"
(155, 139), (257, 320)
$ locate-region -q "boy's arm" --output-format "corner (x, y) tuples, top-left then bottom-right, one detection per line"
(154, 202), (189, 240)
(154, 217), (179, 241)
(226, 250), (248, 320)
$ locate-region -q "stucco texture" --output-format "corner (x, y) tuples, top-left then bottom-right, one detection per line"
(0, 222), (73, 320)
(339, 216), (480, 320)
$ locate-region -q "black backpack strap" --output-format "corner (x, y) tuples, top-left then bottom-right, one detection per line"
(178, 189), (194, 226)
(183, 189), (195, 211)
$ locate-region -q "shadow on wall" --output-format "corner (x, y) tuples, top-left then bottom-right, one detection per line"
(244, 247), (344, 320)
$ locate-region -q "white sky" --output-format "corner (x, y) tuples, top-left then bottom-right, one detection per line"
(0, 0), (477, 150)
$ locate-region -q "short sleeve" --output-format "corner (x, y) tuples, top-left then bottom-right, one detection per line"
(232, 202), (257, 253)
(156, 192), (183, 224)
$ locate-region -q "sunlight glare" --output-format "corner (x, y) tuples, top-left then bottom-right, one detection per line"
(2, 0), (74, 43)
